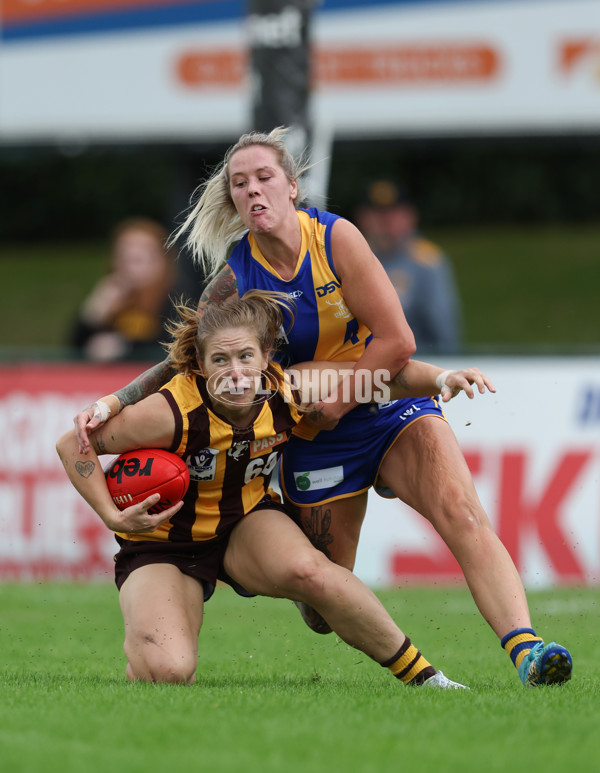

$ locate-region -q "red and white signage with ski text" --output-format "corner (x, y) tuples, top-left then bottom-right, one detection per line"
(355, 357), (600, 589)
(1, 358), (599, 587)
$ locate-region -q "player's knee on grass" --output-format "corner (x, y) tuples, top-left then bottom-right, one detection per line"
(134, 653), (197, 684)
(125, 637), (197, 684)
(151, 653), (197, 684)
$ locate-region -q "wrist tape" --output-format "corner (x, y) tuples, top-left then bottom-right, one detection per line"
(435, 370), (454, 392)
(93, 399), (112, 423)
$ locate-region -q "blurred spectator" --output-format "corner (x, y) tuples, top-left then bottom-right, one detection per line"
(355, 180), (463, 355)
(70, 218), (177, 361)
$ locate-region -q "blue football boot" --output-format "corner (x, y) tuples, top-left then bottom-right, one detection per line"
(518, 641), (572, 687)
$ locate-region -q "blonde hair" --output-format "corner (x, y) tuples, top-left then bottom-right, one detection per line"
(170, 127), (311, 278)
(165, 289), (294, 378)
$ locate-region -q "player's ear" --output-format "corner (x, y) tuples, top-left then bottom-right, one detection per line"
(261, 349), (270, 370)
(196, 355), (205, 376)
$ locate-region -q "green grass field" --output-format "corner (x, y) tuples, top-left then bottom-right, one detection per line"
(1, 222), (599, 355)
(1, 583), (597, 773)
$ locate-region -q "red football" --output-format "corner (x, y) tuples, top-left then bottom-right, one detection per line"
(105, 449), (190, 514)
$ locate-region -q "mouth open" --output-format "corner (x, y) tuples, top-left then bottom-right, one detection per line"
(205, 368), (276, 408)
(219, 375), (253, 395)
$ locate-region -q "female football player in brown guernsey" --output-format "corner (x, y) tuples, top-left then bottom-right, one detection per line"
(57, 290), (489, 686)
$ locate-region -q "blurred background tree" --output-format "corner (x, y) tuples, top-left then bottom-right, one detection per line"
(1, 133), (598, 355)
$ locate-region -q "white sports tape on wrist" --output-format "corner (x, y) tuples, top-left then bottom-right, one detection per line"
(435, 370), (454, 391)
(94, 399), (112, 422)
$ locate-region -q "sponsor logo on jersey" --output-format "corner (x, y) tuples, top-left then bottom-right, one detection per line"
(398, 404), (421, 421)
(250, 432), (288, 458)
(288, 290), (303, 299)
(293, 465), (344, 491)
(315, 280), (340, 297)
(275, 324), (289, 350)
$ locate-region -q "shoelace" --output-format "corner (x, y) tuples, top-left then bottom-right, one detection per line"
(525, 641), (546, 682)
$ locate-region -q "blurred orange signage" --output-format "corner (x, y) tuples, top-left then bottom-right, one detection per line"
(176, 43), (499, 88)
(559, 38), (600, 78)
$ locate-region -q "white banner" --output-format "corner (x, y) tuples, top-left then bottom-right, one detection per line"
(0, 0), (599, 141)
(354, 356), (600, 589)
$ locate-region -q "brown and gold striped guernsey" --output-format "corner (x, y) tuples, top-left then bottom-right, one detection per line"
(115, 364), (301, 544)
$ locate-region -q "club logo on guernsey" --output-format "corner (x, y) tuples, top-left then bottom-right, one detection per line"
(325, 296), (352, 319)
(293, 466), (344, 492)
(187, 448), (219, 481)
(228, 441), (249, 461)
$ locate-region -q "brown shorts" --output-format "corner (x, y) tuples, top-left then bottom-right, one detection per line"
(113, 497), (289, 601)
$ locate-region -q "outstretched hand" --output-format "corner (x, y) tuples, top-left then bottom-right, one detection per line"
(438, 368), (496, 402)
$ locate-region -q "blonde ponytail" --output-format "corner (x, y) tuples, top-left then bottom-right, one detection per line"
(170, 127), (312, 278)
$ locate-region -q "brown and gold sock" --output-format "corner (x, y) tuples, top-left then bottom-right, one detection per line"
(380, 636), (436, 686)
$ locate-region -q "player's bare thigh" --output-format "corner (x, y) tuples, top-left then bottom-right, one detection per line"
(377, 415), (489, 529)
(224, 507), (340, 596)
(119, 563), (204, 682)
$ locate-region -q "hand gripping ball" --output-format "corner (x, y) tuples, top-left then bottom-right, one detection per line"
(105, 449), (190, 514)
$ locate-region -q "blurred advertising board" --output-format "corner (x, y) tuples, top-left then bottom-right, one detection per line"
(0, 357), (599, 587)
(0, 363), (145, 581)
(355, 356), (600, 590)
(0, 0), (598, 142)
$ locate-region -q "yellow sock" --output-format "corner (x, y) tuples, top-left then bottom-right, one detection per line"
(501, 628), (543, 669)
(381, 637), (436, 685)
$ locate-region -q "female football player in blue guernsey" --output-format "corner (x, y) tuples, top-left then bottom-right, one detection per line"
(59, 290), (476, 687)
(73, 128), (571, 688)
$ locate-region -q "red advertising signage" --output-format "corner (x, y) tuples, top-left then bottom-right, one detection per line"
(1, 359), (599, 587)
(0, 362), (150, 580)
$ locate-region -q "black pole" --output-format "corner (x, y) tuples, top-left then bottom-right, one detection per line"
(247, 1), (313, 158)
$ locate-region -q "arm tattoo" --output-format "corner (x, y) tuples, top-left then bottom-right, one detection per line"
(197, 267), (238, 318)
(95, 433), (107, 454)
(114, 359), (176, 408)
(393, 365), (409, 391)
(307, 404), (325, 423)
(75, 460), (95, 479)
